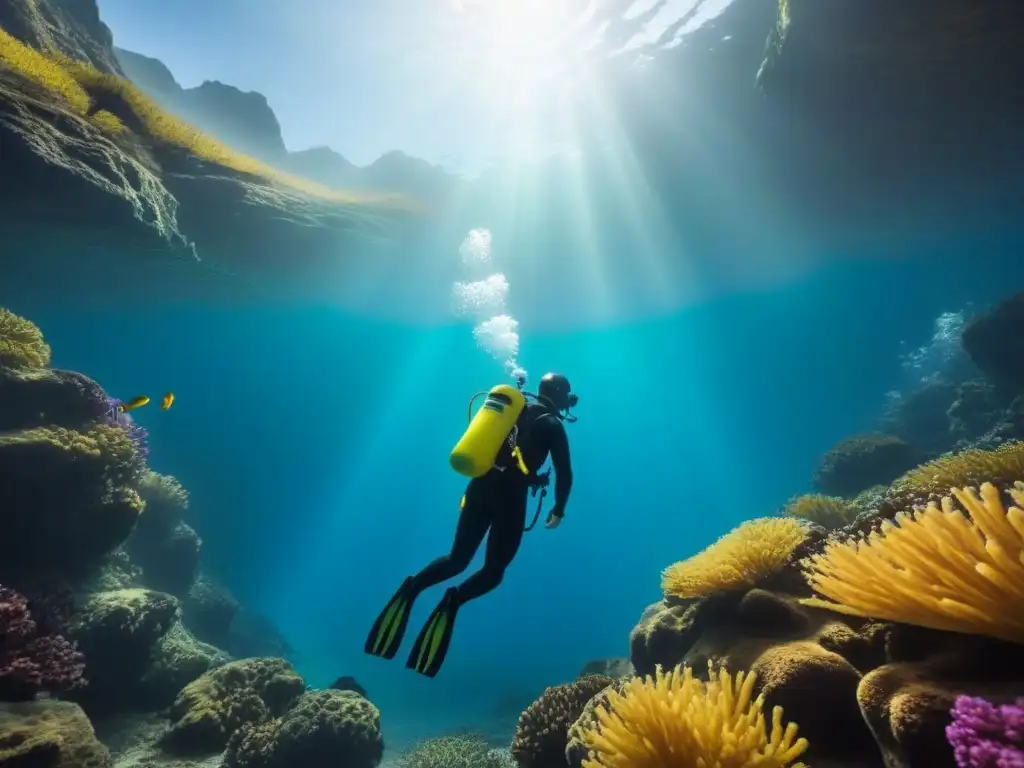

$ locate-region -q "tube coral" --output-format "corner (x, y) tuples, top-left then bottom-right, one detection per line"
(946, 695), (1024, 768)
(580, 662), (808, 768)
(661, 518), (809, 600)
(801, 482), (1024, 644)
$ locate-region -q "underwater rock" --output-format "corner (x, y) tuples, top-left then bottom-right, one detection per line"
(138, 619), (231, 710)
(0, 366), (110, 432)
(564, 679), (630, 768)
(813, 433), (919, 498)
(962, 293), (1024, 395)
(576, 657), (633, 680)
(128, 519), (202, 597)
(881, 379), (961, 460)
(510, 675), (615, 768)
(857, 650), (1024, 768)
(222, 689), (383, 768)
(0, 699), (112, 768)
(182, 573), (240, 648)
(162, 657), (306, 755)
(328, 675), (367, 699)
(136, 471), (191, 528)
(68, 588), (180, 713)
(626, 574), (1024, 766)
(81, 548), (144, 593)
(947, 378), (1009, 447)
(634, 587), (886, 765)
(629, 593), (745, 678)
(92, 711), (222, 768)
(225, 609), (294, 661)
(0, 422), (147, 583)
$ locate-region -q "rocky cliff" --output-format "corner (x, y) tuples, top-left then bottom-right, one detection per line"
(0, 0), (439, 311)
(114, 47), (289, 163)
(2, 0), (1022, 325)
(112, 46), (454, 200)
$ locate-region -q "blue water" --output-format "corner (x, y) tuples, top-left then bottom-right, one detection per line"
(10, 244), (1022, 745)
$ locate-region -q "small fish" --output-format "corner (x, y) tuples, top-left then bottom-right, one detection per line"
(161, 392), (174, 411)
(117, 395), (150, 413)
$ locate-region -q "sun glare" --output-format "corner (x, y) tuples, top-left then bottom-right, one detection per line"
(448, 0), (598, 111)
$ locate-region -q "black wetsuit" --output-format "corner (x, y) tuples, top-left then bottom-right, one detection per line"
(409, 401), (573, 606)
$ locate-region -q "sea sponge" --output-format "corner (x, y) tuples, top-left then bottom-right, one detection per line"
(0, 307), (51, 369)
(223, 690), (383, 768)
(580, 661), (808, 768)
(886, 442), (1024, 511)
(163, 657), (306, 755)
(661, 518), (809, 600)
(801, 481), (1024, 644)
(782, 494), (857, 530)
(511, 675), (614, 768)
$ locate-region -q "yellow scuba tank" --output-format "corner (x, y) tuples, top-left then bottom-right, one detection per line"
(449, 384), (526, 478)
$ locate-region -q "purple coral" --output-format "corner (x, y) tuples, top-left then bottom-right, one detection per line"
(948, 695), (1024, 768)
(103, 396), (150, 459)
(0, 585), (85, 700)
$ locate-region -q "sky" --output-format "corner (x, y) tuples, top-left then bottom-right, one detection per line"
(95, 0), (734, 171)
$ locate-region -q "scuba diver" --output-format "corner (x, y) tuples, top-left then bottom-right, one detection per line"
(365, 372), (577, 677)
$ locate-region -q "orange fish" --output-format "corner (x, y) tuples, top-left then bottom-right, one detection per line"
(118, 395), (150, 413)
(161, 392), (174, 411)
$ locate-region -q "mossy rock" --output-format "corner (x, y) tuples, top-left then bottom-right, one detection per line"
(0, 699), (111, 768)
(163, 657), (306, 755)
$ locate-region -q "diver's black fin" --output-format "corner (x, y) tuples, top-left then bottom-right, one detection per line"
(405, 586), (459, 678)
(364, 576), (417, 660)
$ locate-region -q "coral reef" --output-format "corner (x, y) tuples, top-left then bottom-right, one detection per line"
(223, 689), (383, 768)
(0, 307), (51, 369)
(0, 304), (298, 766)
(803, 482), (1024, 643)
(782, 493), (858, 530)
(67, 588), (180, 713)
(398, 734), (513, 768)
(661, 517), (811, 600)
(510, 675), (615, 768)
(946, 695), (1024, 767)
(0, 584), (85, 700)
(884, 441), (1024, 514)
(163, 657), (306, 754)
(580, 662), (808, 768)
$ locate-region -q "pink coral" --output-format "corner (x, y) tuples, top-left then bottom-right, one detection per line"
(947, 695), (1024, 768)
(0, 585), (85, 699)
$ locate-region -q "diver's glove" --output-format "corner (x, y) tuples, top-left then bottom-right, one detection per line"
(545, 508), (564, 530)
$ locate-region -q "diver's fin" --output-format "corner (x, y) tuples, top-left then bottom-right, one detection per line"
(405, 586), (460, 678)
(365, 576), (417, 660)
